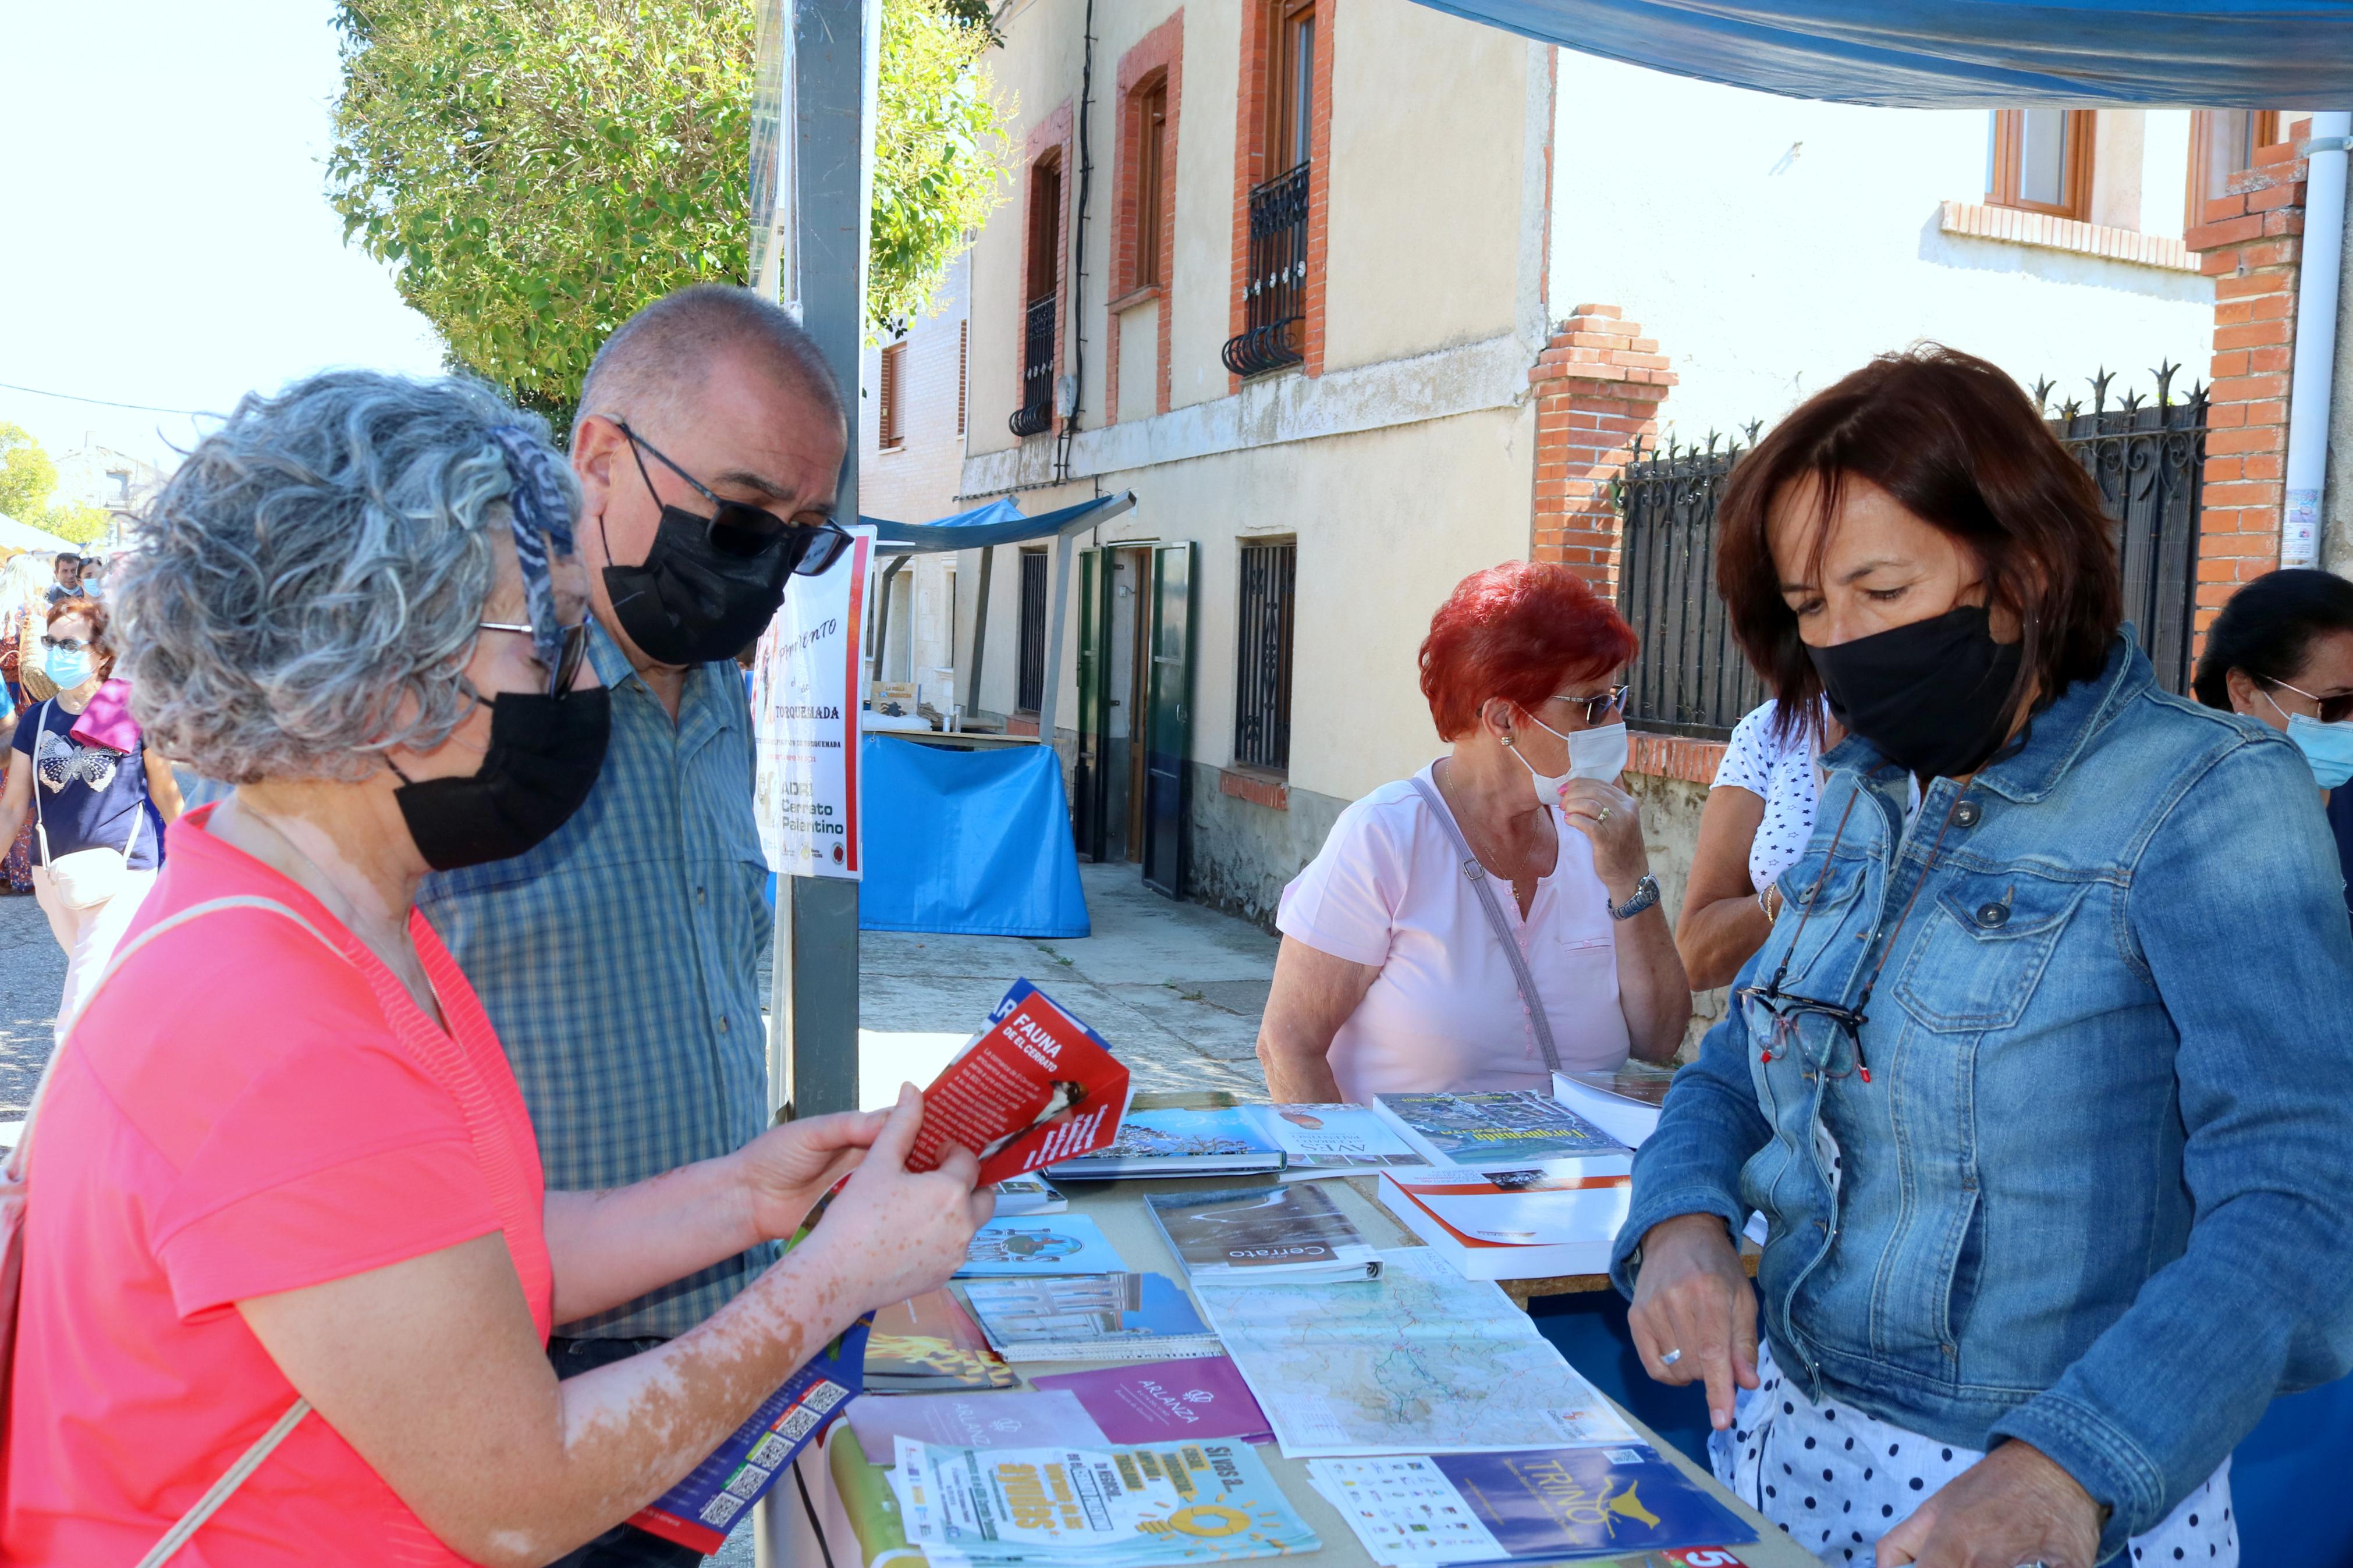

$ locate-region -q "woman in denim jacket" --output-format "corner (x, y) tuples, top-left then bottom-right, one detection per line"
(1614, 347), (2353, 1568)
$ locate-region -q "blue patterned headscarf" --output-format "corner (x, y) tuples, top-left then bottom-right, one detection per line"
(485, 424), (579, 680)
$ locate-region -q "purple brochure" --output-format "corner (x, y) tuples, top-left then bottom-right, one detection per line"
(844, 1388), (1106, 1454)
(1030, 1355), (1273, 1445)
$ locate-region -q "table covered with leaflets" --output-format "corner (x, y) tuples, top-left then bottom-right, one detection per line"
(770, 1171), (1809, 1568)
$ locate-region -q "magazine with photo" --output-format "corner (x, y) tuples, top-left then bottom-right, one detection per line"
(1146, 1183), (1382, 1285)
(957, 1214), (1128, 1276)
(1045, 1106), (1286, 1179)
(863, 1288), (1019, 1391)
(1246, 1103), (1426, 1179)
(960, 1271), (1224, 1363)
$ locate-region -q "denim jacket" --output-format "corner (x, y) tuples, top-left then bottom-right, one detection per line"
(1613, 635), (2353, 1562)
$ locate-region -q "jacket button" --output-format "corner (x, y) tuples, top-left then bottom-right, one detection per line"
(1976, 902), (2009, 928)
(1953, 801), (1981, 827)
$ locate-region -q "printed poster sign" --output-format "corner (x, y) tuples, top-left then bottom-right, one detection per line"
(751, 525), (872, 879)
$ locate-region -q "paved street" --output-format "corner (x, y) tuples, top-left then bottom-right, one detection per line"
(0, 887), (63, 1117)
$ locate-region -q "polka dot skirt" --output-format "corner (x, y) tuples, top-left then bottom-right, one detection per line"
(1709, 1342), (2236, 1567)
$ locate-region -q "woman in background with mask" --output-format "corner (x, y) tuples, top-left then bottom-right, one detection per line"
(0, 594), (183, 1024)
(1257, 560), (1688, 1103)
(2194, 567), (2353, 917)
(1619, 348), (2353, 1568)
(2, 373), (991, 1568)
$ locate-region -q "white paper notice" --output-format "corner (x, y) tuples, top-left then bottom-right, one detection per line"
(750, 526), (873, 879)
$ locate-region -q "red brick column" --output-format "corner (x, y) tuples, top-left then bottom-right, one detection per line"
(1528, 305), (1674, 601)
(2185, 123), (2309, 633)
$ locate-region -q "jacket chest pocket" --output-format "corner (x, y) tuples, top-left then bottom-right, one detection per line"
(1757, 856), (1871, 991)
(1891, 871), (2086, 1033)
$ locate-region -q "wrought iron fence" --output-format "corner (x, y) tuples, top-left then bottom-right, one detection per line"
(1010, 294), (1056, 438)
(1017, 548), (1049, 712)
(1611, 365), (2209, 738)
(1233, 541), (1297, 770)
(1220, 162), (1310, 377)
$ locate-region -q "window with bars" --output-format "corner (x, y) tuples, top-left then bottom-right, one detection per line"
(957, 320), (968, 435)
(879, 340), (906, 451)
(1232, 539), (1296, 772)
(1017, 547), (1049, 713)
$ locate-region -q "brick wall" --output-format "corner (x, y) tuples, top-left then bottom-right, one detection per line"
(2184, 120), (2310, 632)
(1527, 305), (1674, 602)
(1107, 12), (1183, 423)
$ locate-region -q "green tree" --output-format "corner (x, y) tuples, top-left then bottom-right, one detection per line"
(0, 425), (58, 522)
(329, 0), (1008, 426)
(40, 504), (110, 546)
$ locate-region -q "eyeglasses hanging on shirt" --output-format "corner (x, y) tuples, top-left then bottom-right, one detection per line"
(598, 420), (853, 667)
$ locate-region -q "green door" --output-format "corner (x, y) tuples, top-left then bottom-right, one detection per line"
(1142, 542), (1197, 898)
(1073, 547), (1114, 861)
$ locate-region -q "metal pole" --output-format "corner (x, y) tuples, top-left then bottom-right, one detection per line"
(966, 545), (995, 716)
(770, 0), (877, 1127)
(1036, 529), (1076, 745)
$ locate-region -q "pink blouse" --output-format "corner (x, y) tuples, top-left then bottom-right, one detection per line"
(1276, 762), (1631, 1103)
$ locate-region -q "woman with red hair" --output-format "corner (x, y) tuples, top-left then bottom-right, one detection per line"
(1256, 561), (1689, 1103)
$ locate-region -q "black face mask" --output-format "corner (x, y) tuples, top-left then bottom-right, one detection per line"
(393, 689), (612, 872)
(1807, 605), (2025, 780)
(602, 503), (795, 667)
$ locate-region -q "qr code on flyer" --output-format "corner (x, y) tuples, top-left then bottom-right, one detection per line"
(700, 1495), (745, 1527)
(726, 1465), (772, 1501)
(751, 1433), (793, 1467)
(804, 1379), (849, 1414)
(781, 1406), (821, 1441)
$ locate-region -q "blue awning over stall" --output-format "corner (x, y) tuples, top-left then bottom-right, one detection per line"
(1408, 0), (2353, 108)
(863, 491), (1136, 554)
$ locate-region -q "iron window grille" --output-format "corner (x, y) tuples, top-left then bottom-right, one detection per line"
(1010, 293), (1057, 438)
(1233, 541), (1297, 771)
(1610, 366), (2208, 738)
(1220, 161), (1310, 377)
(1017, 547), (1049, 712)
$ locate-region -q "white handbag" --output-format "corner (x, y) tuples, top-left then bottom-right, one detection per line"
(30, 703), (143, 910)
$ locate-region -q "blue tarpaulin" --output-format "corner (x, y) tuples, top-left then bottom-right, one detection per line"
(1409, 0), (2353, 108)
(858, 735), (1090, 938)
(864, 492), (1135, 555)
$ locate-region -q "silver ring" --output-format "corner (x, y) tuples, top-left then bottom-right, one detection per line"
(1596, 805), (1612, 823)
(1659, 1347), (1681, 1367)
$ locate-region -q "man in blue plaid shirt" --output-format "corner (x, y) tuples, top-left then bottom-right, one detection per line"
(420, 286), (849, 1568)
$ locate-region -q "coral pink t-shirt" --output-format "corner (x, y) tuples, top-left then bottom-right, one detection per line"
(2, 804), (553, 1566)
(1277, 763), (1631, 1103)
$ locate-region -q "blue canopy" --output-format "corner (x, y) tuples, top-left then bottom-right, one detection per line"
(864, 491), (1136, 554)
(1410, 0), (2353, 108)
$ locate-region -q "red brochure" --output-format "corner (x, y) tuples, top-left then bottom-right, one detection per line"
(907, 989), (1130, 1186)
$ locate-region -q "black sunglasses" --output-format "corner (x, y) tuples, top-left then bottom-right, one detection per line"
(2265, 677), (2353, 725)
(482, 619), (591, 698)
(615, 421), (851, 578)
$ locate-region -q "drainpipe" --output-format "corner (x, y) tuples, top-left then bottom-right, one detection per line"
(2283, 111), (2351, 568)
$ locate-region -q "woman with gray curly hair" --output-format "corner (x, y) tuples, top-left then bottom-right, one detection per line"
(1, 371), (991, 1568)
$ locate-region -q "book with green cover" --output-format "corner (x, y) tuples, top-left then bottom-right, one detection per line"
(1371, 1091), (1627, 1168)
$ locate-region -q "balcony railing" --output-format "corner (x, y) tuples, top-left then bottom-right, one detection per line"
(1009, 293), (1056, 438)
(1220, 161), (1310, 377)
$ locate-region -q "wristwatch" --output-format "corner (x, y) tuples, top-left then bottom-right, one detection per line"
(1609, 874), (1661, 921)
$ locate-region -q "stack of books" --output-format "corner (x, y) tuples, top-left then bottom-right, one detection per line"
(1369, 1092), (1637, 1281)
(1042, 1101), (1423, 1180)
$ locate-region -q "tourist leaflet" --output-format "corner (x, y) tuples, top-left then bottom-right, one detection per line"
(1304, 1447), (1755, 1566)
(886, 1435), (1321, 1565)
(962, 1272), (1225, 1362)
(1031, 1357), (1274, 1446)
(960, 1215), (1128, 1277)
(1378, 1162), (1634, 1282)
(915, 982), (1133, 1187)
(1192, 1249), (1638, 1457)
(847, 1389), (1109, 1454)
(1372, 1093), (1631, 1170)
(1147, 1183), (1383, 1285)
(628, 1314), (871, 1553)
(866, 1289), (1020, 1391)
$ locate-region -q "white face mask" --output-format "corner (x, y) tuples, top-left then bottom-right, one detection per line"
(1511, 711), (1628, 805)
